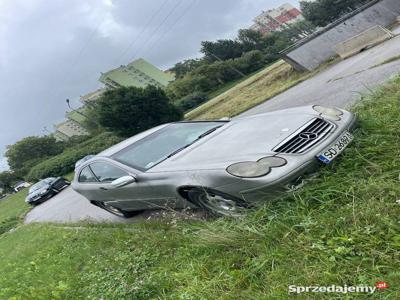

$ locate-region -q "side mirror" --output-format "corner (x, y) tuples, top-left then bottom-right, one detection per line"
(111, 175), (136, 188)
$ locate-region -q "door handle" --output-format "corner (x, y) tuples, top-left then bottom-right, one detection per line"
(99, 187), (108, 191)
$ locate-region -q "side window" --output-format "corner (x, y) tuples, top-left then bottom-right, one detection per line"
(79, 167), (97, 183)
(90, 162), (128, 182)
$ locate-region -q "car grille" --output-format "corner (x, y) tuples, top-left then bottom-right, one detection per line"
(273, 118), (335, 154)
(52, 179), (66, 190)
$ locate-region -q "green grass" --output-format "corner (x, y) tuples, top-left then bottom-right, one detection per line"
(63, 172), (75, 181)
(0, 189), (30, 234)
(206, 67), (268, 100)
(0, 77), (400, 299)
(185, 60), (319, 121)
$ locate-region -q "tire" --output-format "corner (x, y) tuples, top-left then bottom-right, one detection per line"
(92, 201), (143, 218)
(185, 187), (248, 217)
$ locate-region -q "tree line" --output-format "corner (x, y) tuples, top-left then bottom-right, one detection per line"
(166, 23), (315, 109)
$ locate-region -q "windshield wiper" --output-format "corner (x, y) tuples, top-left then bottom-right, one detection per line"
(166, 144), (191, 158)
(166, 125), (223, 159)
(197, 125), (223, 139)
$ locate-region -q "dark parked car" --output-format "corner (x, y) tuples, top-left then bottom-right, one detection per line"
(25, 177), (70, 205)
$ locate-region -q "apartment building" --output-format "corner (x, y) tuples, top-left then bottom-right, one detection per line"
(53, 109), (89, 141)
(250, 3), (304, 35)
(99, 58), (175, 89)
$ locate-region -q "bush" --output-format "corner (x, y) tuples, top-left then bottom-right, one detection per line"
(5, 135), (65, 175)
(174, 92), (208, 112)
(166, 50), (266, 100)
(26, 133), (122, 182)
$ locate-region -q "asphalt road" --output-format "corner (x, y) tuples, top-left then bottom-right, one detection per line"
(25, 32), (400, 224)
(241, 32), (400, 116)
(24, 187), (134, 223)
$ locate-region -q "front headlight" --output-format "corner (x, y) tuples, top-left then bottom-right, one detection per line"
(40, 189), (48, 195)
(226, 156), (287, 178)
(313, 105), (343, 120)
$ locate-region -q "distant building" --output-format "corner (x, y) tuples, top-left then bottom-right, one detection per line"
(52, 59), (174, 141)
(53, 109), (89, 141)
(80, 88), (107, 104)
(99, 58), (175, 89)
(250, 3), (304, 35)
(53, 128), (70, 142)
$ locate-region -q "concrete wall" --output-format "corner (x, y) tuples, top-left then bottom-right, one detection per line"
(335, 25), (394, 58)
(282, 0), (400, 71)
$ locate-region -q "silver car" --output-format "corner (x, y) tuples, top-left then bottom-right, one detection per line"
(72, 105), (356, 217)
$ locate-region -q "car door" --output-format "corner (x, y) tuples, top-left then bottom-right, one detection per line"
(82, 160), (177, 211)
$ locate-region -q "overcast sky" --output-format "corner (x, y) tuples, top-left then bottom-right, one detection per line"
(0, 0), (300, 171)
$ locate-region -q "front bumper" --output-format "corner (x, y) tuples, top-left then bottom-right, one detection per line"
(216, 111), (357, 203)
(26, 191), (54, 204)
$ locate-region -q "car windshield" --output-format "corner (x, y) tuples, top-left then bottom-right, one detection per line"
(29, 181), (48, 193)
(112, 122), (226, 171)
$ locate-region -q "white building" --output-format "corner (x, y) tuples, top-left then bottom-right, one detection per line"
(251, 3), (304, 35)
(54, 119), (89, 141)
(80, 88), (107, 104)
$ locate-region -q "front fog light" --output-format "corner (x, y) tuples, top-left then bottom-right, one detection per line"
(313, 105), (343, 120)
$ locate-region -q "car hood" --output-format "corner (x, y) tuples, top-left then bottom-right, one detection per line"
(150, 112), (316, 172)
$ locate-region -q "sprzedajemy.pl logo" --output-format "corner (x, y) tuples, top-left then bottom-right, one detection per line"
(288, 282), (389, 294)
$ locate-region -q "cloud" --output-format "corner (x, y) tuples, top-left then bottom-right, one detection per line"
(0, 0), (299, 171)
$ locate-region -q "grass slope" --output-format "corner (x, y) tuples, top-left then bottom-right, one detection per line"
(0, 190), (30, 234)
(0, 77), (400, 299)
(185, 60), (316, 120)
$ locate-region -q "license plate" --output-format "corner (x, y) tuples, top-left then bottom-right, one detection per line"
(317, 131), (353, 164)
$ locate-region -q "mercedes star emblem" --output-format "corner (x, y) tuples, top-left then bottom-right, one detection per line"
(298, 132), (318, 140)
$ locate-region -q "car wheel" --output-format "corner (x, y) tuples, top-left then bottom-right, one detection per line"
(186, 187), (248, 217)
(93, 201), (143, 218)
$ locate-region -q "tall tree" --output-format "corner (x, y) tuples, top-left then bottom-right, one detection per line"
(92, 85), (183, 137)
(300, 0), (371, 27)
(0, 171), (20, 192)
(170, 59), (204, 79)
(201, 39), (244, 62)
(279, 20), (316, 42)
(237, 29), (265, 52)
(5, 136), (64, 174)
